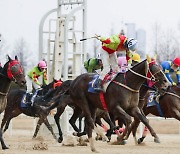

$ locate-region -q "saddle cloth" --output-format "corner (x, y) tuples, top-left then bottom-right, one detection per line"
(88, 72), (118, 93)
(147, 92), (164, 117)
(20, 93), (29, 108)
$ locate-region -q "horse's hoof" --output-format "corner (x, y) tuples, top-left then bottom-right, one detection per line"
(2, 146), (9, 150)
(121, 139), (127, 145)
(137, 138), (142, 144)
(154, 138), (160, 143)
(91, 149), (99, 153)
(72, 132), (77, 136)
(58, 137), (63, 143)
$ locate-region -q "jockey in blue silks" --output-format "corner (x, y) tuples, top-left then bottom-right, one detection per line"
(161, 57), (180, 86)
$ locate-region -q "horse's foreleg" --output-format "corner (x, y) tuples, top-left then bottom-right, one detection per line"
(3, 118), (11, 133)
(0, 128), (8, 150)
(1, 111), (21, 133)
(88, 107), (98, 152)
(69, 107), (82, 132)
(33, 118), (43, 138)
(124, 118), (140, 144)
(131, 107), (160, 143)
(113, 105), (132, 144)
(172, 108), (180, 121)
(43, 118), (57, 140)
(100, 112), (115, 141)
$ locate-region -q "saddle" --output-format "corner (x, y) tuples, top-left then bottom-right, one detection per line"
(88, 71), (118, 93)
(21, 90), (40, 108)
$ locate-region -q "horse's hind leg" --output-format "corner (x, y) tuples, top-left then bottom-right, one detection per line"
(0, 128), (8, 149)
(43, 118), (57, 140)
(33, 118), (43, 138)
(131, 107), (160, 143)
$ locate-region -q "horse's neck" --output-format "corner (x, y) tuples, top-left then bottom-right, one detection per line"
(171, 86), (180, 96)
(0, 72), (11, 95)
(119, 63), (147, 90)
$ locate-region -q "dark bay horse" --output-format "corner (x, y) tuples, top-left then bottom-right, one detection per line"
(0, 55), (26, 149)
(1, 79), (61, 141)
(137, 84), (180, 143)
(54, 59), (168, 152)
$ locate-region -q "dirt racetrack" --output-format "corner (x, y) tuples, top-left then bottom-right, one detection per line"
(0, 116), (180, 154)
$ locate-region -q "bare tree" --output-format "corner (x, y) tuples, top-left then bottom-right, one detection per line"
(0, 36), (10, 65)
(13, 38), (36, 72)
(150, 22), (180, 62)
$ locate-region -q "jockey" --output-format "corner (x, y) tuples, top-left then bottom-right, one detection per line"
(94, 34), (138, 91)
(161, 57), (180, 86)
(132, 53), (141, 66)
(26, 60), (48, 104)
(84, 58), (103, 73)
(117, 56), (127, 73)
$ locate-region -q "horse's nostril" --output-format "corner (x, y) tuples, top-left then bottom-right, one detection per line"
(22, 81), (26, 85)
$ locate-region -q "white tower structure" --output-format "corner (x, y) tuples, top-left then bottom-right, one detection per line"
(38, 0), (87, 135)
(39, 0), (87, 81)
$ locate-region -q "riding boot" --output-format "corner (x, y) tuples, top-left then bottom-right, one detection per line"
(94, 79), (104, 92)
(25, 92), (32, 105)
(30, 90), (39, 106)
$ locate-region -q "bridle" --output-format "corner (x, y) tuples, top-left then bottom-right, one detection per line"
(129, 61), (161, 83)
(113, 61), (162, 93)
(7, 60), (23, 83)
(0, 60), (23, 96)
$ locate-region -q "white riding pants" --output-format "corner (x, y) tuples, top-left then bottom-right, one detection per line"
(26, 76), (42, 93)
(99, 48), (119, 80)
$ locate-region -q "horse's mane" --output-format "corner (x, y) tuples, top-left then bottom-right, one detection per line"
(130, 59), (147, 69)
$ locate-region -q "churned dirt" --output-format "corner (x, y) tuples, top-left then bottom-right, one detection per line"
(0, 116), (180, 154)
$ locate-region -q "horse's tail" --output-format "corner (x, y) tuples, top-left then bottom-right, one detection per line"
(47, 92), (68, 111)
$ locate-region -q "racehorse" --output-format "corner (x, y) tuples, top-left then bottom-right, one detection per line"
(0, 55), (26, 149)
(52, 59), (168, 152)
(137, 84), (180, 144)
(1, 79), (61, 141)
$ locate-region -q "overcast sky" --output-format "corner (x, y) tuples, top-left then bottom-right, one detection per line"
(0, 0), (180, 58)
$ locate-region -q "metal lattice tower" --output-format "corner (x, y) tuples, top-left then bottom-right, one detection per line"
(38, 0), (87, 135)
(39, 0), (87, 82)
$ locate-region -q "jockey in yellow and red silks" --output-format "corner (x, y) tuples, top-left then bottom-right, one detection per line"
(94, 34), (138, 92)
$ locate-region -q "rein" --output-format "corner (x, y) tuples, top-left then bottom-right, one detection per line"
(112, 80), (139, 93)
(165, 92), (180, 99)
(129, 68), (156, 81)
(0, 91), (7, 96)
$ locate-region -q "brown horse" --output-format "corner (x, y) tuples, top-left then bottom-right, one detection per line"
(0, 55), (26, 149)
(1, 79), (61, 141)
(52, 59), (168, 152)
(136, 84), (180, 143)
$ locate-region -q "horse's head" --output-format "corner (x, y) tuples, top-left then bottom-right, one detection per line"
(147, 61), (169, 94)
(38, 78), (63, 96)
(2, 55), (26, 87)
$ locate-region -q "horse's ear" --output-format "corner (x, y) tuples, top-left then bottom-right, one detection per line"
(146, 54), (151, 63)
(15, 55), (18, 60)
(7, 55), (12, 61)
(153, 55), (157, 62)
